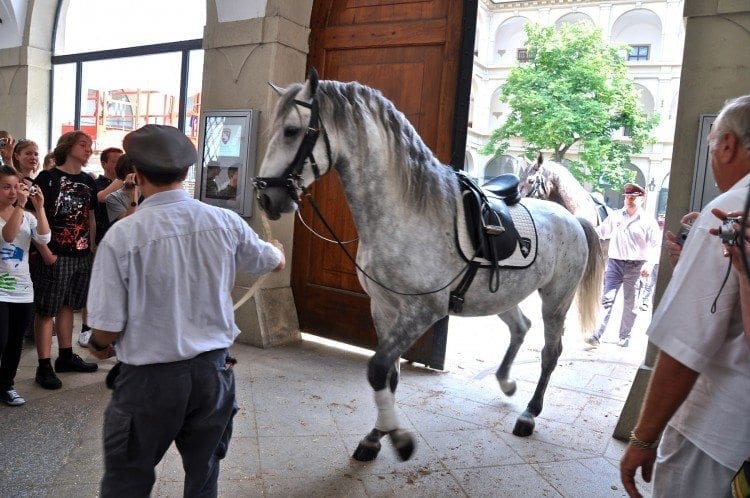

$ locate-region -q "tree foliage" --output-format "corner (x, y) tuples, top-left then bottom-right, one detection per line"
(481, 22), (659, 190)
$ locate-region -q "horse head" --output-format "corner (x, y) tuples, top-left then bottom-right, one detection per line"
(518, 153), (548, 199)
(254, 67), (333, 220)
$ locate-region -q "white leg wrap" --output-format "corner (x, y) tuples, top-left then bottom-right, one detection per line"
(374, 388), (399, 432)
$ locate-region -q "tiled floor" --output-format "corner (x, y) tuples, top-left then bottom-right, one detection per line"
(0, 291), (653, 497)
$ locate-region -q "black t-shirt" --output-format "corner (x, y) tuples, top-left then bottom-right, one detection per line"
(34, 168), (98, 257)
(93, 175), (113, 243)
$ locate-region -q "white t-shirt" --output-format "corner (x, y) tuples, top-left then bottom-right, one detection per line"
(596, 207), (661, 265)
(0, 210), (51, 303)
(648, 173), (750, 469)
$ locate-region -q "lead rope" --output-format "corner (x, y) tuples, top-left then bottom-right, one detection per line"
(233, 214), (274, 311)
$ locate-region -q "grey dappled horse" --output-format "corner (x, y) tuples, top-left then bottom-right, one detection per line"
(518, 154), (609, 226)
(255, 69), (604, 462)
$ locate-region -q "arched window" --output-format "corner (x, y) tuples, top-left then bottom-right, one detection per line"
(610, 9), (662, 62)
(51, 0), (205, 191)
(555, 12), (594, 28)
(494, 16), (529, 65)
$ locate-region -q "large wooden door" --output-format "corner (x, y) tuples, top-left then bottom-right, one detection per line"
(292, 0), (472, 368)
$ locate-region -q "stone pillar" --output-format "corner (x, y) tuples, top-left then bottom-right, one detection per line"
(202, 1), (314, 347)
(0, 45), (52, 152)
(614, 0), (750, 440)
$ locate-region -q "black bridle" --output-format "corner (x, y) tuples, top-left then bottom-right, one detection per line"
(527, 170), (548, 199)
(252, 96), (333, 202)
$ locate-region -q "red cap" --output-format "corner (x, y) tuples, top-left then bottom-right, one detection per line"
(623, 183), (646, 197)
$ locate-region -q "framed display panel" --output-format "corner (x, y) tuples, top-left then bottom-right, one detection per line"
(690, 114), (719, 212)
(195, 109), (259, 216)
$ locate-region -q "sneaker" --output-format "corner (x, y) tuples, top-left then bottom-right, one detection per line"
(36, 365), (62, 390)
(55, 354), (98, 373)
(77, 329), (92, 348)
(1, 388), (26, 406)
(584, 336), (600, 349)
(618, 338), (630, 347)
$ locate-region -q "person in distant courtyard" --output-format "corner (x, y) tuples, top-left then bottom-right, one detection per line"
(0, 131), (15, 167)
(586, 183), (660, 348)
(86, 125), (285, 496)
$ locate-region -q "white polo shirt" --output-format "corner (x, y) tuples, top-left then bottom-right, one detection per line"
(648, 173), (750, 469)
(87, 189), (282, 365)
(596, 207), (661, 264)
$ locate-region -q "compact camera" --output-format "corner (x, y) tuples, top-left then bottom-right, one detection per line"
(717, 216), (743, 246)
(675, 222), (692, 246)
(28, 185), (38, 196)
(0, 138), (7, 149)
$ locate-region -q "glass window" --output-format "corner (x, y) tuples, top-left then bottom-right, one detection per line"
(50, 63), (77, 154)
(55, 0), (205, 55)
(628, 45), (650, 62)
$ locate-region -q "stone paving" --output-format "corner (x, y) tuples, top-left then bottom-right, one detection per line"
(0, 289), (653, 497)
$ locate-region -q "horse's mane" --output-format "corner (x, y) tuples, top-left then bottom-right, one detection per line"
(538, 160), (589, 198)
(275, 80), (451, 208)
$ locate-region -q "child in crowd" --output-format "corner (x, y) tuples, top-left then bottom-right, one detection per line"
(0, 165), (50, 405)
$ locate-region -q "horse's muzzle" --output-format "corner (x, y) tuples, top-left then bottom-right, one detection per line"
(258, 194), (282, 220)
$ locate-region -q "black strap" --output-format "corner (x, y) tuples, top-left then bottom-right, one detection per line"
(449, 262), (480, 313)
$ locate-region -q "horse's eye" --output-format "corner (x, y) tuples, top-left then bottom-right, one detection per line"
(527, 178), (534, 184)
(284, 126), (300, 138)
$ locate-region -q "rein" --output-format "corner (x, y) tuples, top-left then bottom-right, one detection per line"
(299, 186), (479, 297)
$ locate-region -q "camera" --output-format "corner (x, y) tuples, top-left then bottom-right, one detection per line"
(0, 138), (7, 148)
(717, 216), (743, 246)
(675, 222), (692, 246)
(28, 185), (38, 196)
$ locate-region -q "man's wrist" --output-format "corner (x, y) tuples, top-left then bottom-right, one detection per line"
(628, 429), (660, 449)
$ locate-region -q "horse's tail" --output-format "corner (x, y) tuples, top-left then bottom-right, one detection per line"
(575, 217), (604, 335)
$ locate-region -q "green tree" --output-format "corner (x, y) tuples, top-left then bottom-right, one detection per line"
(481, 22), (659, 190)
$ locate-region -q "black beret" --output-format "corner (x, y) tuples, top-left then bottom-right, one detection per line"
(123, 125), (197, 173)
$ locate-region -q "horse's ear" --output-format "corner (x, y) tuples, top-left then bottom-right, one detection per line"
(536, 152), (544, 166)
(301, 67), (320, 99)
(268, 82), (285, 96)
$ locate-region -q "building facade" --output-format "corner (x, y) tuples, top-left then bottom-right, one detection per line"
(468, 0), (684, 215)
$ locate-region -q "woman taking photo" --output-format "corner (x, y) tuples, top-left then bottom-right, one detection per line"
(0, 165), (50, 405)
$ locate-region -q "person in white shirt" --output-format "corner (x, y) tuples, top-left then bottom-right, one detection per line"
(620, 94), (750, 498)
(586, 182), (661, 348)
(86, 125), (285, 496)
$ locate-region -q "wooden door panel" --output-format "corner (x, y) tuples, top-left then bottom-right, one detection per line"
(294, 0), (465, 366)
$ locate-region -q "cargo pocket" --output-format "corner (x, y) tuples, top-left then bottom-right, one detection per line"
(103, 405), (133, 464)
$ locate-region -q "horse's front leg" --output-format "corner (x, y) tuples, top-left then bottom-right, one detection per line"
(352, 357), (414, 462)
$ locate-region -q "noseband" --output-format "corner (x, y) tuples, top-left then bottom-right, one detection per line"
(252, 96), (333, 202)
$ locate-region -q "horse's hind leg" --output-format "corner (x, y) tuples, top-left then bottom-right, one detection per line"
(495, 306), (532, 397)
(513, 296), (569, 437)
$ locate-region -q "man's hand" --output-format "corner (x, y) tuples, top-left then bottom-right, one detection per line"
(620, 445), (656, 498)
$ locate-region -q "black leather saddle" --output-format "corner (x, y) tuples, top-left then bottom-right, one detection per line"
(458, 173), (523, 263)
(450, 173), (526, 313)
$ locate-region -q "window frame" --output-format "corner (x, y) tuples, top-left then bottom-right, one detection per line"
(627, 44), (650, 62)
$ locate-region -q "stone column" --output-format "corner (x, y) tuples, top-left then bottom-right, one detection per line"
(202, 1), (313, 347)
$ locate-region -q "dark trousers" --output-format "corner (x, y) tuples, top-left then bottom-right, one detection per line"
(100, 348), (237, 498)
(593, 258), (644, 341)
(0, 302), (34, 390)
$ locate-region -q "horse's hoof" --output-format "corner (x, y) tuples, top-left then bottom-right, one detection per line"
(512, 414), (535, 437)
(499, 378), (517, 396)
(389, 429), (415, 461)
(352, 439), (381, 461)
